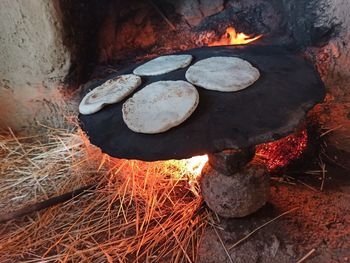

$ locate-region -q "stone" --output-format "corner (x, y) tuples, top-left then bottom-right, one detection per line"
(208, 147), (256, 174)
(174, 0), (203, 26)
(168, 0), (224, 26)
(199, 0), (224, 18)
(200, 162), (269, 218)
(197, 215), (296, 263)
(116, 11), (156, 51)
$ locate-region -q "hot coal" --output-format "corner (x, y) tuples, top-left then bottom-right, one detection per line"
(79, 45), (325, 161)
(256, 129), (309, 171)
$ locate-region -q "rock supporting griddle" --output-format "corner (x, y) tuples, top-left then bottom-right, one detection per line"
(200, 162), (269, 218)
(208, 147), (256, 174)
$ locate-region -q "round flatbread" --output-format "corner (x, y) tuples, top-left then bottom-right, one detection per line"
(122, 80), (199, 134)
(133, 54), (193, 76)
(185, 57), (260, 92)
(79, 74), (141, 115)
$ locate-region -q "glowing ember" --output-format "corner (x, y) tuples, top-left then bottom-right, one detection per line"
(209, 26), (262, 46)
(256, 129), (308, 171)
(185, 155), (209, 176)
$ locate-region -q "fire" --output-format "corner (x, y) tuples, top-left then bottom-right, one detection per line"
(182, 129), (307, 175)
(185, 154), (208, 176)
(256, 129), (308, 171)
(209, 26), (262, 46)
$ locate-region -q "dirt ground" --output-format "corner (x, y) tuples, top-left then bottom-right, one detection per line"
(197, 147), (350, 263)
(0, 127), (349, 262)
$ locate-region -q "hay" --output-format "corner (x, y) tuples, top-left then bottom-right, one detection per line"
(0, 125), (208, 262)
(0, 124), (100, 214)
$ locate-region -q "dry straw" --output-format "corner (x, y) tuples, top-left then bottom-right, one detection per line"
(0, 124), (208, 262)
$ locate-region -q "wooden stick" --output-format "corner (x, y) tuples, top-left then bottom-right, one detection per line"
(0, 184), (97, 224)
(296, 248), (316, 263)
(320, 162), (326, 191)
(296, 179), (318, 192)
(320, 125), (343, 137)
(229, 207), (299, 250)
(148, 0), (176, 31)
(212, 224), (234, 263)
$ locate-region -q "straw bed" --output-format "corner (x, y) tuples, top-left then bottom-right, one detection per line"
(0, 126), (208, 262)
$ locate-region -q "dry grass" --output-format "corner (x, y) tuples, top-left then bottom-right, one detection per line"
(0, 125), (208, 262)
(0, 124), (99, 213)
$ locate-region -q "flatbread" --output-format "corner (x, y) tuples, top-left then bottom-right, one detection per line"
(79, 74), (141, 115)
(185, 56), (260, 92)
(122, 80), (199, 134)
(133, 54), (193, 76)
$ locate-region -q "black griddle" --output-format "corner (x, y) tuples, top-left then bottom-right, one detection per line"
(79, 45), (325, 161)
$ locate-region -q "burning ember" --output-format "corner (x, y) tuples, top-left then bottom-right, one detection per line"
(256, 129), (308, 171)
(209, 26), (262, 46)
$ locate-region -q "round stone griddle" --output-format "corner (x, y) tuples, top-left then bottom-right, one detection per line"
(79, 45), (325, 161)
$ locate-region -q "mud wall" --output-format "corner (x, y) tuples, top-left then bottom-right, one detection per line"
(310, 0), (350, 153)
(0, 0), (73, 133)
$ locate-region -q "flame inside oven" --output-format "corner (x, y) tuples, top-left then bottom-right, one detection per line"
(208, 26), (262, 46)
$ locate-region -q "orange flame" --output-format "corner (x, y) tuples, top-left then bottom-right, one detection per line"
(185, 155), (208, 176)
(209, 27), (262, 46)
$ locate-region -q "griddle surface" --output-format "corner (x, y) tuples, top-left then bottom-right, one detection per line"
(79, 45), (325, 161)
